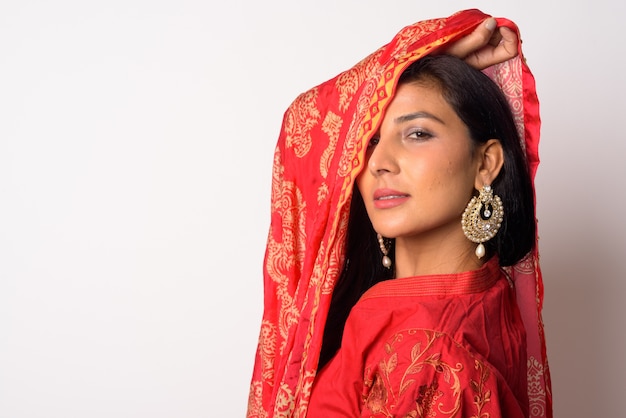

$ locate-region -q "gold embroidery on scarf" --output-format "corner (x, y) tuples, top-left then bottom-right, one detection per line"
(316, 183), (328, 206)
(512, 251), (535, 275)
(247, 381), (269, 418)
(336, 57), (381, 178)
(324, 207), (349, 296)
(307, 204), (349, 297)
(273, 383), (295, 417)
(259, 320), (277, 385)
(266, 233), (301, 354)
(320, 111), (343, 178)
(284, 88), (321, 158)
(393, 18), (446, 57)
(336, 50), (382, 113)
(295, 369), (316, 418)
(270, 148), (284, 205)
(483, 56), (526, 152)
(337, 103), (364, 178)
(336, 68), (363, 114)
(527, 356), (547, 418)
(309, 241), (328, 290)
(270, 149), (307, 272)
(267, 176), (306, 352)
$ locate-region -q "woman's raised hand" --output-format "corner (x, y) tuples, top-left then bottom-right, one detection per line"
(444, 18), (519, 69)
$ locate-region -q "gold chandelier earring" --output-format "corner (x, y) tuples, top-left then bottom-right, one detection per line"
(377, 233), (392, 269)
(461, 185), (504, 259)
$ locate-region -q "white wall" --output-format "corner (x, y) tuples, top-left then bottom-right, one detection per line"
(1, 1), (624, 416)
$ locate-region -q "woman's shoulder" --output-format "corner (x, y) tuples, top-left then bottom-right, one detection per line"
(361, 328), (526, 417)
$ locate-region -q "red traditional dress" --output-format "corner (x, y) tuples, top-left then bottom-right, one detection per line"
(247, 9), (551, 418)
(308, 257), (528, 417)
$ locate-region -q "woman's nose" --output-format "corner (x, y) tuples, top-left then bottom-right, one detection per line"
(367, 136), (398, 175)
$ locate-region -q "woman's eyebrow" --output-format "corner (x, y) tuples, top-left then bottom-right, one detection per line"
(394, 111), (445, 125)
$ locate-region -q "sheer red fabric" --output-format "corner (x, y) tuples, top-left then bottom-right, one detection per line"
(247, 9), (551, 418)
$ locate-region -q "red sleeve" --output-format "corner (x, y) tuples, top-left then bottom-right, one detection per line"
(308, 328), (527, 417)
(307, 321), (366, 416)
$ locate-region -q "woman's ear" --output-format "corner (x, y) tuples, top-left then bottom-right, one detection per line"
(475, 139), (504, 188)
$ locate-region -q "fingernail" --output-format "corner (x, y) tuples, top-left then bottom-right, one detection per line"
(485, 18), (497, 31)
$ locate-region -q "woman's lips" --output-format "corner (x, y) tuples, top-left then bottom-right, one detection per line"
(373, 189), (410, 209)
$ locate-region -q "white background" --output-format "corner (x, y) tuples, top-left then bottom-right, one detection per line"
(1, 1), (624, 417)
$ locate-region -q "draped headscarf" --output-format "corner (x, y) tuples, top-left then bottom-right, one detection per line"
(247, 9), (552, 418)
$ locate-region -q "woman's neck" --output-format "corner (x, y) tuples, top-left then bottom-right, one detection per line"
(393, 231), (484, 278)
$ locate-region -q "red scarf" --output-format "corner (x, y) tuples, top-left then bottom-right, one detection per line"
(247, 9), (552, 418)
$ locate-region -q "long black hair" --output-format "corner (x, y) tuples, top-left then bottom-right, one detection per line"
(318, 54), (535, 370)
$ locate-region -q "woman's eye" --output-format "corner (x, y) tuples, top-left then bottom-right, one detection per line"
(408, 130), (432, 140)
(367, 137), (380, 148)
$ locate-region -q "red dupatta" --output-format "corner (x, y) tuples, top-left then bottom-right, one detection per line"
(247, 9), (551, 418)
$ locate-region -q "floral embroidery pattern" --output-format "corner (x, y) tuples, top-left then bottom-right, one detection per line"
(335, 50), (381, 113)
(469, 360), (492, 418)
(274, 383), (295, 418)
(413, 381), (442, 417)
(259, 321), (277, 384)
(320, 111), (343, 179)
(247, 381), (269, 418)
(366, 373), (389, 414)
(363, 330), (467, 417)
(284, 88), (321, 158)
(266, 177), (306, 352)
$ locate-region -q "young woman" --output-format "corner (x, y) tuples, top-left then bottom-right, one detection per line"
(248, 9), (551, 418)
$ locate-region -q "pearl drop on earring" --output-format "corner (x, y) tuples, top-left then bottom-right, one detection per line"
(475, 243), (486, 259)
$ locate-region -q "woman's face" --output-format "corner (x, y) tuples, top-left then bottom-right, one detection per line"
(357, 80), (481, 245)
